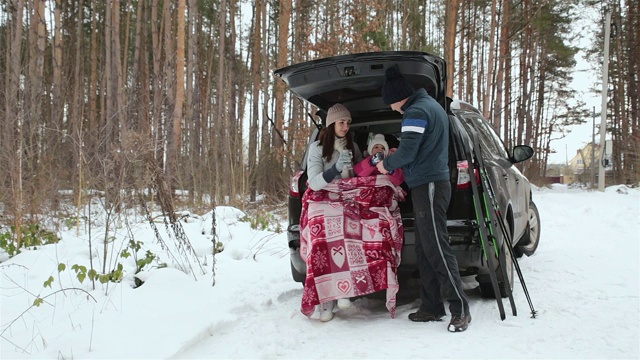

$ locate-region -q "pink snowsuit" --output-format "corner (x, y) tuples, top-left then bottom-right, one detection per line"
(354, 153), (405, 186)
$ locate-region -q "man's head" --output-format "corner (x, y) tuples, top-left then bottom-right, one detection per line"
(382, 65), (414, 113)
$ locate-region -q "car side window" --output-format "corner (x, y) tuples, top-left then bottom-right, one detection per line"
(466, 115), (510, 159)
(476, 117), (509, 159)
(461, 114), (498, 159)
(488, 127), (509, 159)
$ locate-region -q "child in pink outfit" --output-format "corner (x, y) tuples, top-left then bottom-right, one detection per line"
(354, 134), (405, 186)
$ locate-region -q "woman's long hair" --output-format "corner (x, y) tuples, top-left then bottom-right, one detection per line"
(318, 123), (355, 163)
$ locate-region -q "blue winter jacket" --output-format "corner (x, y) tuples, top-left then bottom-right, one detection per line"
(383, 88), (450, 188)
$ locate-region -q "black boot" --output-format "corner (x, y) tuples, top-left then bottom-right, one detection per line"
(408, 310), (445, 322)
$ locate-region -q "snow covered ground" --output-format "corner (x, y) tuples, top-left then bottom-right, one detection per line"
(1, 184), (639, 359)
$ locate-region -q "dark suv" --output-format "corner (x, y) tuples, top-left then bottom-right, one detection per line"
(274, 51), (541, 297)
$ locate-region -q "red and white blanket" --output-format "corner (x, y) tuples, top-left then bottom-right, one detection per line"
(300, 175), (405, 318)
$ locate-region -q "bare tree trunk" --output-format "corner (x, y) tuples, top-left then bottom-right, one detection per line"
(131, 0), (148, 134)
(168, 0), (186, 195)
(444, 0), (460, 97)
(259, 0), (271, 195)
(466, 2), (476, 103)
(289, 0), (311, 170)
(228, 0), (240, 203)
(482, 0), (497, 119)
(151, 0), (163, 168)
(203, 25), (217, 204)
(112, 0), (125, 142)
(457, 2), (466, 100)
(52, 0), (63, 137)
(105, 0), (114, 151)
(493, 0), (508, 133)
(248, 1), (263, 201)
(628, 0), (640, 182)
(525, 31), (540, 148)
(23, 0), (46, 217)
(217, 0), (228, 202)
(503, 39), (512, 149)
(88, 1), (100, 172)
(274, 0), (291, 151)
(186, 0), (200, 202)
(162, 0), (176, 200)
(71, 0), (85, 235)
(476, 3), (485, 110)
(4, 0), (25, 248)
(122, 0), (133, 92)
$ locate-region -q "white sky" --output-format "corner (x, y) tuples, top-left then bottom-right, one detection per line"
(1, 184), (639, 359)
(548, 8), (608, 164)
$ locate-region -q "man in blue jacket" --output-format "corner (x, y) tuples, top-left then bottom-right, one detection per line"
(376, 65), (471, 332)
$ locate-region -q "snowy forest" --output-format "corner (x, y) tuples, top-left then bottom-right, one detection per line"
(0, 1), (638, 240)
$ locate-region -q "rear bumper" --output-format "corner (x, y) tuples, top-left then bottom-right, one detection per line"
(399, 221), (486, 275)
(287, 225), (307, 275)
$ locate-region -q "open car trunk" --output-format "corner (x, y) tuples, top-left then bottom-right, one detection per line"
(273, 51), (448, 123)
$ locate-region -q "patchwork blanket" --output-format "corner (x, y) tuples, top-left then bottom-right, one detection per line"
(300, 175), (405, 318)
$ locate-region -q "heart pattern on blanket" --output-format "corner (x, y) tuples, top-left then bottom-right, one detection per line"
(310, 224), (322, 237)
(368, 226), (376, 239)
(337, 279), (351, 294)
(331, 246), (345, 267)
(366, 250), (379, 259)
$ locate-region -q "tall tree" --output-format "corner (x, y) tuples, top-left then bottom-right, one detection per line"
(444, 0), (460, 97)
(185, 0), (200, 202)
(167, 0), (186, 195)
(248, 0), (264, 201)
(3, 0), (26, 247)
(216, 0), (229, 201)
(482, 0), (498, 119)
(274, 0), (291, 151)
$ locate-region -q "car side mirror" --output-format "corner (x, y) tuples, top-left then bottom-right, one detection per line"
(511, 145), (534, 163)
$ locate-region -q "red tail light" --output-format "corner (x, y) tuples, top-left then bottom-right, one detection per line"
(290, 170), (304, 197)
(456, 160), (479, 190)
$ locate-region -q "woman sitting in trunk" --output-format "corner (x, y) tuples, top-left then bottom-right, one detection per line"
(301, 105), (404, 322)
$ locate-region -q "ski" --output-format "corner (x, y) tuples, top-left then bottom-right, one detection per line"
(474, 152), (538, 318)
(475, 158), (517, 317)
(462, 132), (506, 320)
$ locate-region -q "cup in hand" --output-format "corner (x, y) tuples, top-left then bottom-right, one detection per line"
(338, 150), (353, 170)
(370, 151), (385, 165)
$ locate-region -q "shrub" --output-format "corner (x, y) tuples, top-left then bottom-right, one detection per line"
(0, 224), (60, 258)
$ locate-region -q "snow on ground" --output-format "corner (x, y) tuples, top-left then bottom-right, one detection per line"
(1, 185), (639, 359)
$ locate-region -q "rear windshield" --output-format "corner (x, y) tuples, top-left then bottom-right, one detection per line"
(350, 120), (402, 154)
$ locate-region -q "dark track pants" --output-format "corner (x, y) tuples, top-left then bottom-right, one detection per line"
(411, 181), (470, 317)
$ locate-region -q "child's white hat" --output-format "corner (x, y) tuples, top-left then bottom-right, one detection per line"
(368, 134), (389, 157)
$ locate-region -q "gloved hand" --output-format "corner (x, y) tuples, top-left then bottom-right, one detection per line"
(335, 150), (352, 170)
(370, 152), (385, 166)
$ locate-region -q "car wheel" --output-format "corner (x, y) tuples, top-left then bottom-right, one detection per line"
(515, 201), (541, 257)
(291, 262), (306, 283)
(476, 237), (514, 299)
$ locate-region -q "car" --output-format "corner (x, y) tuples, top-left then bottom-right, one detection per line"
(274, 51), (541, 298)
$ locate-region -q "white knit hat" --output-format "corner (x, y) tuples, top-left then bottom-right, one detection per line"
(325, 103), (351, 127)
(367, 134), (389, 157)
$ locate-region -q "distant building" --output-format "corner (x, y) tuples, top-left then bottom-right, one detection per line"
(562, 141), (612, 184)
(543, 164), (564, 184)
